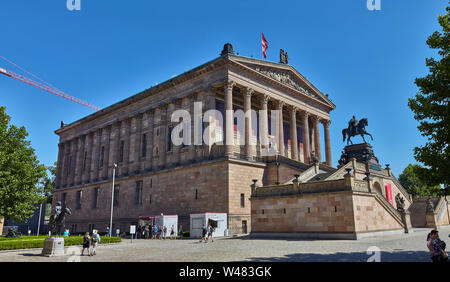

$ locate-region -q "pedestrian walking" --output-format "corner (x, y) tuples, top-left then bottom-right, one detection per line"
(170, 225), (175, 240)
(152, 225), (157, 239)
(163, 226), (167, 240)
(91, 229), (101, 256)
(106, 226), (110, 237)
(200, 224), (207, 243)
(207, 225), (215, 243)
(427, 230), (448, 263)
(145, 225), (150, 239)
(81, 232), (91, 256)
(178, 224), (183, 240)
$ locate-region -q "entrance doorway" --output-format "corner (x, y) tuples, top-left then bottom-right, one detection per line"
(242, 220), (247, 234)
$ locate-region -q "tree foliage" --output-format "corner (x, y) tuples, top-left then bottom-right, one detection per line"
(398, 164), (443, 196)
(0, 106), (47, 222)
(408, 4), (450, 187)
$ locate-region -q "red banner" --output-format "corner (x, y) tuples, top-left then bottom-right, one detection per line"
(385, 184), (393, 205)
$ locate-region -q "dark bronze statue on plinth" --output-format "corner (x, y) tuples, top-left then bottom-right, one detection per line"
(48, 201), (71, 237)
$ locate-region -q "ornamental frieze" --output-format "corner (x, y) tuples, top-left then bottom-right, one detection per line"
(252, 66), (319, 99)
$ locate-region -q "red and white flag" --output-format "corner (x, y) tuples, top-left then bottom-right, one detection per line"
(261, 32), (269, 58)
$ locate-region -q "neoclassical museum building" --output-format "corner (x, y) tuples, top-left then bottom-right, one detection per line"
(52, 43), (450, 237)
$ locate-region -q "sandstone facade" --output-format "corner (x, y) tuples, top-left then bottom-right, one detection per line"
(52, 45), (336, 235)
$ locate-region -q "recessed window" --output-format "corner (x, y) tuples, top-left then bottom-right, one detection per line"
(76, 190), (82, 210)
(113, 185), (120, 207)
(168, 125), (174, 152)
(119, 140), (124, 163)
(134, 181), (143, 205)
(141, 134), (147, 157)
(92, 187), (99, 209)
(240, 193), (245, 208)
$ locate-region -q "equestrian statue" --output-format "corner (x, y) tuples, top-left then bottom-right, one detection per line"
(48, 201), (71, 237)
(342, 116), (374, 145)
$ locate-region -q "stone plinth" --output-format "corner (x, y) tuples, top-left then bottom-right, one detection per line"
(42, 237), (65, 257)
(338, 143), (382, 172)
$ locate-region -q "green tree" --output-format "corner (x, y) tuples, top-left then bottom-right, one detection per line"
(408, 4), (450, 187)
(398, 164), (442, 196)
(0, 106), (47, 222)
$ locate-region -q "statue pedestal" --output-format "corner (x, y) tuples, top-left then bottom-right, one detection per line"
(339, 143), (382, 172)
(41, 237), (65, 257)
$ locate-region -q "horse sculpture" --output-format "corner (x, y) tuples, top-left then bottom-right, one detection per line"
(342, 117), (374, 145)
(48, 201), (72, 237)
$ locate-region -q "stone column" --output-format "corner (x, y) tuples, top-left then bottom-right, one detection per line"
(203, 87), (216, 157)
(259, 95), (269, 151)
(313, 116), (322, 163)
(143, 110), (153, 172)
(194, 90), (205, 161)
(225, 80), (235, 158)
(131, 114), (142, 174)
(83, 133), (93, 183)
(55, 142), (65, 188)
(290, 106), (298, 161)
(323, 120), (332, 166)
(123, 119), (131, 175)
(277, 101), (285, 156)
(301, 111), (311, 164)
(102, 126), (111, 180)
(108, 123), (120, 178)
(187, 95), (196, 162)
(74, 136), (84, 185)
(244, 87), (253, 160)
(90, 130), (100, 182)
(68, 139), (76, 186)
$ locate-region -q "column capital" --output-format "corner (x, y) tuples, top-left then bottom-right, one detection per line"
(322, 119), (331, 128)
(244, 87), (254, 97)
(261, 94), (270, 104)
(301, 110), (310, 119)
(290, 105), (298, 113)
(226, 80), (236, 90)
(277, 100), (285, 109)
(311, 115), (320, 124)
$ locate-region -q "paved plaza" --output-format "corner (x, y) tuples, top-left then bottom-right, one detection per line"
(0, 226), (448, 262)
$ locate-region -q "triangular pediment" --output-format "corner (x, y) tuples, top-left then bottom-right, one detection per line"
(230, 56), (335, 108)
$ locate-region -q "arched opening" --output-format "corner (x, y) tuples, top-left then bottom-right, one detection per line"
(373, 182), (383, 196)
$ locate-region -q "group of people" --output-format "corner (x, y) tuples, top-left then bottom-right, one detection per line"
(200, 224), (215, 243)
(427, 229), (448, 263)
(137, 224), (181, 240)
(82, 229), (101, 256)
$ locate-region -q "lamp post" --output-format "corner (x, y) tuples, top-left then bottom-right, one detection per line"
(109, 163), (118, 237)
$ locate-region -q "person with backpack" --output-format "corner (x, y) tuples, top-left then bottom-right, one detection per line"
(91, 229), (101, 256)
(427, 230), (448, 263)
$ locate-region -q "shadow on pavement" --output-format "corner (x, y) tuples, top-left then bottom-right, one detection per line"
(246, 250), (432, 262)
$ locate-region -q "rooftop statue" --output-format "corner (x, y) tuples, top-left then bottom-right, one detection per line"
(342, 116), (374, 145)
(280, 49), (289, 64)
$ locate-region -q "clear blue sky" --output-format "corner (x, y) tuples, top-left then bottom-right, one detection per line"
(0, 0), (447, 177)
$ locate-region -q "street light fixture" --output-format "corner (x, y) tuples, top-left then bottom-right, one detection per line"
(109, 163), (118, 237)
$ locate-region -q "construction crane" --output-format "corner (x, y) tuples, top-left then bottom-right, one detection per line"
(0, 60), (101, 111)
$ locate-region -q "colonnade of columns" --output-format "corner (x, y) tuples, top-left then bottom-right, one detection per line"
(55, 80), (333, 189)
(223, 80), (332, 166)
